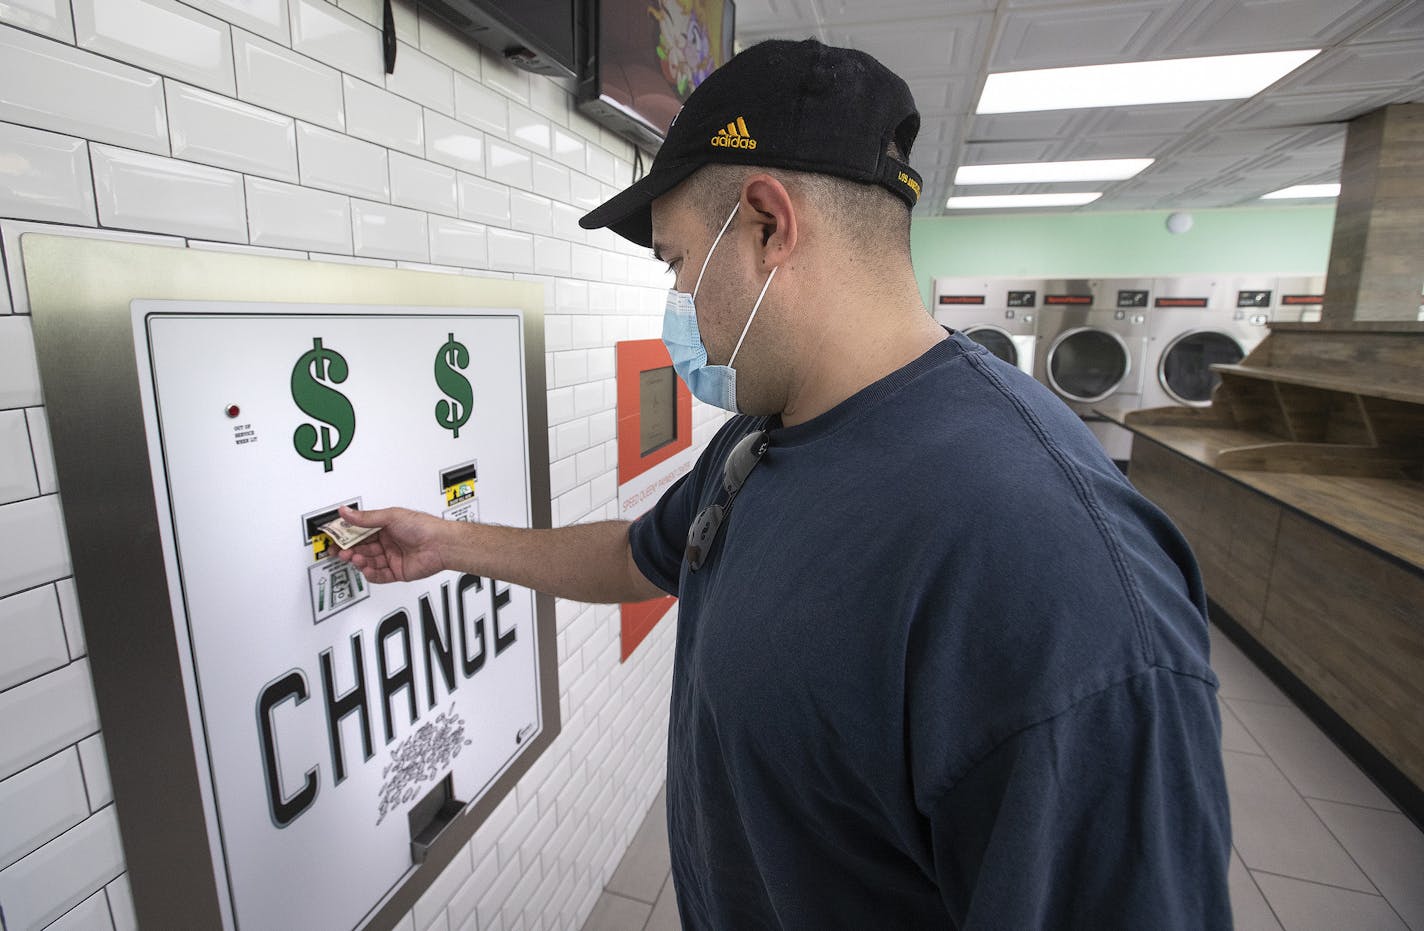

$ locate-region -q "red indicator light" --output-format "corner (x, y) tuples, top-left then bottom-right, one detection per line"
(226, 405), (240, 418)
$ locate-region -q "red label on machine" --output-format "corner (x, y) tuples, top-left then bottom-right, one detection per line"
(1282, 294), (1324, 305)
(1045, 294), (1092, 305)
(1155, 297), (1210, 308)
(938, 295), (986, 305)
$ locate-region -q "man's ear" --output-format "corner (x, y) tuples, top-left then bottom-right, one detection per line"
(741, 174), (798, 270)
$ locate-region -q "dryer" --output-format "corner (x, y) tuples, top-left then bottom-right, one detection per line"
(1034, 279), (1150, 462)
(1273, 275), (1326, 324)
(932, 276), (1039, 376)
(1140, 276), (1274, 410)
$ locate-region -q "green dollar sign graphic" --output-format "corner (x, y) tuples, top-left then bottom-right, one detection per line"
(434, 333), (473, 438)
(291, 337), (355, 472)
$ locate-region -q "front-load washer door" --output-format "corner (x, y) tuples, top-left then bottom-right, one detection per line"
(1160, 330), (1245, 405)
(964, 325), (1018, 367)
(1047, 326), (1130, 403)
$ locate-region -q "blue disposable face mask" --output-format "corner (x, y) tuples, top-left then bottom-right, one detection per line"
(662, 203), (778, 413)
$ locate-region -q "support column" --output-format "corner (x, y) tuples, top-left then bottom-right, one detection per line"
(1322, 103), (1424, 324)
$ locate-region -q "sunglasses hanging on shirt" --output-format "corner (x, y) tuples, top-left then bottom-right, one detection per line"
(685, 428), (770, 571)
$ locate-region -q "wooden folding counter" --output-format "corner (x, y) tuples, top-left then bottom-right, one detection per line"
(1110, 322), (1424, 826)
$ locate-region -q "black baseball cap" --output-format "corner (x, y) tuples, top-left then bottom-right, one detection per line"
(579, 38), (923, 247)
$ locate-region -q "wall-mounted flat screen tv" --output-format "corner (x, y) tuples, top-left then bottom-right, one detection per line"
(579, 0), (736, 150)
(419, 0), (580, 78)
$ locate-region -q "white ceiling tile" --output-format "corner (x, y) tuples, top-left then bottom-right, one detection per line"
(1353, 1), (1424, 42)
(915, 115), (965, 148)
(820, 0), (996, 17)
(905, 75), (977, 115)
(1088, 102), (1226, 135)
(1182, 128), (1314, 155)
(969, 110), (1086, 139)
(1287, 41), (1424, 92)
(961, 140), (1061, 163)
(733, 0), (820, 31)
(1218, 88), (1397, 127)
(1056, 133), (1178, 158)
(1153, 0), (1398, 56)
(711, 0), (1422, 211)
(991, 2), (1174, 70)
(824, 13), (992, 78)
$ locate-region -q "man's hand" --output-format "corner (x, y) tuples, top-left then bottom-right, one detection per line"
(334, 505), (447, 583)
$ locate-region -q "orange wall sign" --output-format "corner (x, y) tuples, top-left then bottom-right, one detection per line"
(616, 339), (694, 661)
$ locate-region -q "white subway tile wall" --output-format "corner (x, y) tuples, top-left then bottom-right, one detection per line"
(233, 27), (346, 131)
(71, 0), (237, 96)
(289, 0), (382, 85)
(0, 749), (89, 871)
(343, 73), (425, 156)
(351, 198), (429, 261)
(423, 109), (485, 176)
(0, 123), (96, 227)
(0, 804), (123, 929)
(183, 0), (289, 46)
(76, 735), (113, 811)
(90, 144), (249, 242)
(246, 175), (354, 252)
(0, 0), (76, 43)
(0, 2), (712, 928)
(0, 585), (67, 693)
(166, 80), (299, 183)
(0, 24), (169, 156)
(296, 120), (391, 200)
(0, 409), (39, 505)
(389, 150), (458, 215)
(385, 42), (456, 116)
(42, 888), (111, 931)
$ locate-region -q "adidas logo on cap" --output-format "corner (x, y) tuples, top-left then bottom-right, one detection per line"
(711, 117), (757, 150)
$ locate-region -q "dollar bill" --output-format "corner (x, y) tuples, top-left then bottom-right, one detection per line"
(319, 516), (380, 549)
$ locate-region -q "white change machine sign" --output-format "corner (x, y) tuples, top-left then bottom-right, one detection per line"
(134, 301), (543, 929)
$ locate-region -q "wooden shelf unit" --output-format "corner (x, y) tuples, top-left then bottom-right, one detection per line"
(1126, 327), (1424, 482)
(1118, 324), (1424, 817)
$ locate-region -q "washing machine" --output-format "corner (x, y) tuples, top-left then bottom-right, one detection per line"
(1033, 278), (1150, 461)
(932, 276), (1039, 376)
(1139, 276), (1275, 410)
(1273, 275), (1326, 324)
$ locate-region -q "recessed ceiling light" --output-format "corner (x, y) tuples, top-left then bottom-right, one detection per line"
(955, 159), (1153, 184)
(946, 193), (1103, 209)
(1260, 183), (1341, 199)
(977, 50), (1321, 114)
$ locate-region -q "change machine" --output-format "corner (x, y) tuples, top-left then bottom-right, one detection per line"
(22, 235), (559, 930)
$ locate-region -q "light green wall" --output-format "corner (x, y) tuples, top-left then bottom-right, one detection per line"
(910, 205), (1336, 307)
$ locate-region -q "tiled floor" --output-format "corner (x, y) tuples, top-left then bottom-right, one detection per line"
(582, 623), (1424, 931)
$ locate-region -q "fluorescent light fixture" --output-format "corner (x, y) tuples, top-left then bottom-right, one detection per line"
(977, 50), (1321, 114)
(947, 193), (1102, 209)
(1260, 183), (1341, 199)
(955, 158), (1153, 185)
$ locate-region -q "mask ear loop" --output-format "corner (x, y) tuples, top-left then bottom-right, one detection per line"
(693, 202), (740, 300)
(727, 266), (776, 369)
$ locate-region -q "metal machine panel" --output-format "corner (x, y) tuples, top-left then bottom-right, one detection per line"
(932, 276), (1041, 374)
(1140, 276), (1274, 410)
(22, 234), (558, 931)
(1274, 276), (1327, 323)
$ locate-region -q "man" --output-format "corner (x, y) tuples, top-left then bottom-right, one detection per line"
(339, 39), (1232, 929)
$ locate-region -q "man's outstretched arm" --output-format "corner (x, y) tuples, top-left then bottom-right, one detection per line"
(335, 505), (667, 604)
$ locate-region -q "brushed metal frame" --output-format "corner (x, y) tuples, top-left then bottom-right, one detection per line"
(21, 233), (559, 930)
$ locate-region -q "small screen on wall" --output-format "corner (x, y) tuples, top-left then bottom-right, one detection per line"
(639, 366), (677, 455)
(598, 0), (736, 136)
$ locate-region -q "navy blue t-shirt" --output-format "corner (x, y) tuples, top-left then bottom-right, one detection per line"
(629, 331), (1232, 929)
